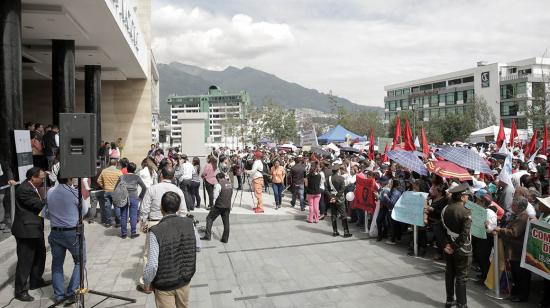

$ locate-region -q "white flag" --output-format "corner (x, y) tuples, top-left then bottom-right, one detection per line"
(498, 153), (513, 187)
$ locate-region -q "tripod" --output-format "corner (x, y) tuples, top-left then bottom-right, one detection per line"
(67, 179), (136, 307)
(232, 173), (255, 208)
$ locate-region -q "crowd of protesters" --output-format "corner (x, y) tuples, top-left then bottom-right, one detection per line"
(4, 121), (550, 307)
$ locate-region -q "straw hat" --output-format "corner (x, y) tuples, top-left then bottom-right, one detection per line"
(536, 196), (550, 209)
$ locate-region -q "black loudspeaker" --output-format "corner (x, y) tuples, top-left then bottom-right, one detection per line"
(59, 113), (97, 178)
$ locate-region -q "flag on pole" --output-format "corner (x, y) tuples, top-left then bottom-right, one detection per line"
(421, 126), (429, 157)
(391, 116), (401, 150)
(403, 117), (416, 151)
(525, 129), (538, 157)
(368, 128), (375, 161)
(498, 152), (513, 187)
(543, 124), (548, 156)
(496, 120), (505, 149)
(382, 143), (389, 163)
(509, 119), (518, 146)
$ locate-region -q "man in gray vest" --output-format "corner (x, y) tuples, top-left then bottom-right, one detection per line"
(201, 173), (232, 243)
(143, 192), (197, 307)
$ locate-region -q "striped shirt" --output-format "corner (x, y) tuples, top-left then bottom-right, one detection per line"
(97, 166), (122, 192)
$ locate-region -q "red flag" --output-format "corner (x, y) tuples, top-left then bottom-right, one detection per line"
(509, 119), (518, 146)
(382, 143), (389, 163)
(421, 126), (429, 157)
(403, 117), (416, 151)
(496, 120), (505, 149)
(391, 116), (401, 150)
(543, 124), (548, 156)
(525, 129), (538, 157)
(368, 128), (375, 160)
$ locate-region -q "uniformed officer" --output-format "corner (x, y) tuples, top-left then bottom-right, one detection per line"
(327, 165), (352, 238)
(441, 183), (472, 308)
(201, 173), (233, 243)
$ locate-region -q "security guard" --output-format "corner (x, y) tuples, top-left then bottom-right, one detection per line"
(441, 183), (472, 308)
(201, 173), (233, 243)
(327, 164), (352, 238)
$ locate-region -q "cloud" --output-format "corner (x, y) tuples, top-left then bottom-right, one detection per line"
(152, 0), (550, 107)
(152, 6), (294, 68)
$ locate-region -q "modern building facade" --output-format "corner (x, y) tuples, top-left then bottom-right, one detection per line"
(168, 86), (250, 146)
(384, 57), (550, 129)
(0, 0), (159, 171)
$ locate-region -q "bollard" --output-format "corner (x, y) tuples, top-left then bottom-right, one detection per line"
(413, 225), (418, 257)
(10, 185), (15, 225)
(364, 211), (368, 234)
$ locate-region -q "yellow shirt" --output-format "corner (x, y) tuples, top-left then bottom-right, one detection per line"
(270, 166), (286, 184)
(97, 166), (122, 192)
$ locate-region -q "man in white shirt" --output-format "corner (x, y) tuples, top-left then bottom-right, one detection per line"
(137, 167), (186, 291)
(177, 154), (195, 211)
(246, 152), (264, 213)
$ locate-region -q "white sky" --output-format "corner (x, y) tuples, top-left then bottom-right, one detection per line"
(151, 0), (550, 107)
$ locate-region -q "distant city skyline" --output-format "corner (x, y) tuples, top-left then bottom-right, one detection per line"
(152, 0), (550, 107)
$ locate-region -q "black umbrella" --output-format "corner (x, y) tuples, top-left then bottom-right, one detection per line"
(311, 147), (331, 157)
(340, 147), (360, 154)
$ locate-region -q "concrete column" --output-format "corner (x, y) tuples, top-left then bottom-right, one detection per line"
(84, 65), (101, 148)
(0, 0), (23, 174)
(51, 39), (75, 125)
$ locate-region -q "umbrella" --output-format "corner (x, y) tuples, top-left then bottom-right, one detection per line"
(387, 150), (428, 175)
(310, 147), (331, 157)
(436, 147), (492, 174)
(426, 160), (472, 181)
(340, 147), (360, 154)
(280, 144), (297, 152)
(491, 153), (507, 160)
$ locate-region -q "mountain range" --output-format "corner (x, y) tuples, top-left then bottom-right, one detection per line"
(157, 62), (383, 122)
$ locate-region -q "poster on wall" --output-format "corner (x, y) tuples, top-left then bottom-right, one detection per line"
(13, 130), (33, 181)
(481, 71), (490, 88)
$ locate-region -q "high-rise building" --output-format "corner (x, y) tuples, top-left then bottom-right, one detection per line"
(384, 57), (550, 129)
(168, 86), (250, 145)
(0, 0), (159, 166)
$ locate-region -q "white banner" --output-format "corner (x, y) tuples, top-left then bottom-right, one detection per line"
(14, 130), (33, 181)
(300, 129), (318, 146)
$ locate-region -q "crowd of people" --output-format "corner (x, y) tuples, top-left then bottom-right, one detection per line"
(4, 123), (550, 307)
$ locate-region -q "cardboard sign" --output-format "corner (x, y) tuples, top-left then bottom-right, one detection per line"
(391, 191), (428, 227)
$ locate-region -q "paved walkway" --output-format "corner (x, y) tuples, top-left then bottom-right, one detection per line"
(0, 188), (545, 307)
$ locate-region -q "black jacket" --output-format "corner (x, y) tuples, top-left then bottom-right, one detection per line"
(11, 181), (46, 238)
(42, 131), (58, 156)
(0, 160), (14, 186)
(150, 215), (196, 291)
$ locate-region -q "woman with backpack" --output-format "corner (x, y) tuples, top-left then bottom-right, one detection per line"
(114, 162), (147, 239)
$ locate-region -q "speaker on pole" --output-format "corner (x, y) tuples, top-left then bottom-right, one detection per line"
(59, 113), (97, 178)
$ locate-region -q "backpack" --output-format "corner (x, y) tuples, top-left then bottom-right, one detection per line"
(112, 177), (129, 208)
(110, 148), (120, 159)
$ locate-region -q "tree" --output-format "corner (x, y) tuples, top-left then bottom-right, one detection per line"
(527, 81), (549, 131)
(465, 95), (497, 130)
(262, 101), (298, 143)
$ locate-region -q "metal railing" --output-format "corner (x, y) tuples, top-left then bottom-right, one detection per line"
(0, 183), (16, 226)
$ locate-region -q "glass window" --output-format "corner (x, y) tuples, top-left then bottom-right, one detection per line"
(389, 101), (396, 111)
(446, 93), (455, 105)
(395, 89), (402, 96)
(447, 107), (456, 115)
(501, 102), (519, 116)
(401, 99), (408, 109)
(516, 82), (526, 94)
(448, 78), (462, 86)
(403, 88), (410, 95)
(467, 90), (474, 100)
(517, 118), (527, 129)
(385, 102), (388, 109)
(433, 81), (446, 88)
(438, 94), (446, 104)
(422, 96), (429, 106)
(462, 76), (474, 83)
(430, 95), (438, 107)
(420, 84), (433, 91)
(457, 91), (463, 102)
(456, 106), (464, 114)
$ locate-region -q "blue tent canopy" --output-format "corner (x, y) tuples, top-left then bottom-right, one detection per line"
(317, 125), (366, 144)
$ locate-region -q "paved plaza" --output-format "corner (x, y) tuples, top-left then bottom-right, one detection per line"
(0, 189), (545, 308)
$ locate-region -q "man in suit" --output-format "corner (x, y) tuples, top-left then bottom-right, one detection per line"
(11, 167), (50, 301)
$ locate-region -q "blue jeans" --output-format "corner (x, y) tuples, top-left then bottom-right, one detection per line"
(291, 184), (305, 209)
(48, 230), (85, 301)
(272, 183), (283, 206)
(120, 197), (139, 236)
(102, 192), (120, 225)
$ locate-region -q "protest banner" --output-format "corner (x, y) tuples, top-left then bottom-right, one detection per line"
(391, 191), (428, 227)
(300, 129), (318, 146)
(465, 201), (487, 239)
(14, 130), (33, 182)
(520, 220), (550, 280)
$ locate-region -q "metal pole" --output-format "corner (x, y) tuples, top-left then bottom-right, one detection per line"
(10, 185), (15, 225)
(494, 233), (500, 298)
(364, 211), (368, 234)
(413, 225), (418, 257)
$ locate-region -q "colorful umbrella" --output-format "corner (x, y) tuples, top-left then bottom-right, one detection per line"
(387, 150), (428, 175)
(426, 160), (472, 181)
(436, 147), (492, 174)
